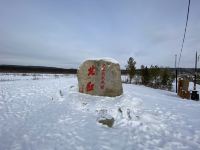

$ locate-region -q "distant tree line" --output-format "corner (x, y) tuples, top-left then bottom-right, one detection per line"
(125, 57), (174, 91)
(0, 65), (77, 74)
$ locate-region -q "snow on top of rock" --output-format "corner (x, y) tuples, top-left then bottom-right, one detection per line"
(86, 57), (119, 64)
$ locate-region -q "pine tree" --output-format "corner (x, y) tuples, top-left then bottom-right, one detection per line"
(141, 65), (150, 85)
(149, 65), (160, 87)
(126, 57), (136, 83)
(143, 66), (150, 85)
(161, 68), (173, 90)
(161, 68), (169, 86)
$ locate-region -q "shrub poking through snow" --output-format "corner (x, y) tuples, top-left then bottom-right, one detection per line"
(98, 116), (115, 128)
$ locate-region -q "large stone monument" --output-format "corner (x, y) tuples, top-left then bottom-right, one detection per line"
(77, 58), (123, 97)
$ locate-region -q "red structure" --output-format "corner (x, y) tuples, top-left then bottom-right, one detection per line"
(86, 82), (94, 92)
(100, 64), (106, 90)
(88, 65), (95, 76)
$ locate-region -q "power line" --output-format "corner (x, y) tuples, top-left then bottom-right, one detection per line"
(178, 0), (191, 67)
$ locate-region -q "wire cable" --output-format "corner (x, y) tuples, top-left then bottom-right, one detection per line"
(178, 0), (191, 67)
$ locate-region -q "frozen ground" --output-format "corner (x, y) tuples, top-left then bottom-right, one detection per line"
(0, 73), (200, 150)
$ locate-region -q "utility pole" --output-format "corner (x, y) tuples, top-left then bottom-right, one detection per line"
(175, 54), (178, 93)
(194, 51), (197, 90)
(191, 51), (199, 101)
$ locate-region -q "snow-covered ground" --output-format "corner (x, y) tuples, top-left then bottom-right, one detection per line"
(0, 73), (200, 150)
(0, 73), (66, 81)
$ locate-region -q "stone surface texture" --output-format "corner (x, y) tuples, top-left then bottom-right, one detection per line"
(77, 59), (123, 97)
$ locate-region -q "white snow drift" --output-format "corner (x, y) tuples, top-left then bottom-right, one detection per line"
(0, 73), (200, 150)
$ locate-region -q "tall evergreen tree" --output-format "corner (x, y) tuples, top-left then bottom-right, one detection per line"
(161, 68), (173, 90)
(161, 68), (169, 86)
(149, 65), (160, 86)
(143, 66), (150, 85)
(141, 65), (150, 85)
(126, 57), (136, 83)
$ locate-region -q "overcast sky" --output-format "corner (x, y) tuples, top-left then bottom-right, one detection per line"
(0, 0), (200, 69)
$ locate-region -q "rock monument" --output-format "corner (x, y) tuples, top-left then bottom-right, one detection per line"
(77, 58), (123, 97)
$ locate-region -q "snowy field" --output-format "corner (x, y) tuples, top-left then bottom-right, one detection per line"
(0, 73), (200, 150)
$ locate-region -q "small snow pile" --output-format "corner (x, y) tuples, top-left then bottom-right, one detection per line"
(67, 88), (144, 128)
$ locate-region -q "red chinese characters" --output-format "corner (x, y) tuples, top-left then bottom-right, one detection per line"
(86, 82), (94, 92)
(86, 65), (96, 92)
(100, 64), (106, 89)
(88, 65), (95, 76)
